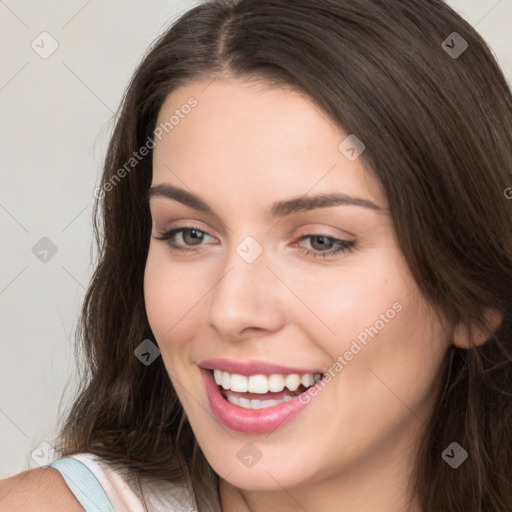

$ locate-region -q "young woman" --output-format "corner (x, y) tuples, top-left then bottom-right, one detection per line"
(2, 0), (512, 510)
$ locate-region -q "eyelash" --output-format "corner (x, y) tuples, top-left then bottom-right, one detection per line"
(154, 226), (355, 259)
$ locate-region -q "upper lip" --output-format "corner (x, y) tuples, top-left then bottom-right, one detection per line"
(199, 358), (324, 376)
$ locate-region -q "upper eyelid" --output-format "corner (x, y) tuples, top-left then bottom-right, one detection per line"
(155, 217), (354, 237)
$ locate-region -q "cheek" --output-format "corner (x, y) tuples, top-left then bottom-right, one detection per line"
(324, 284), (448, 429)
(143, 249), (193, 346)
(285, 252), (405, 355)
(293, 248), (447, 394)
(143, 253), (202, 395)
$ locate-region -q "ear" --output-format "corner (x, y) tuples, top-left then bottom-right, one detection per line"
(452, 308), (503, 349)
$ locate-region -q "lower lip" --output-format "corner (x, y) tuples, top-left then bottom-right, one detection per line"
(200, 368), (320, 434)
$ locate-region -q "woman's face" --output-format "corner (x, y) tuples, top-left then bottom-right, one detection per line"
(144, 77), (451, 495)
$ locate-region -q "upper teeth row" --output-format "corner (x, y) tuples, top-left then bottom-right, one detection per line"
(213, 369), (323, 394)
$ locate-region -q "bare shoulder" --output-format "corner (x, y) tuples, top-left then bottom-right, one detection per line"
(0, 467), (84, 511)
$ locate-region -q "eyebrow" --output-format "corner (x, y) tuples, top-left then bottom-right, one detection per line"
(147, 183), (387, 218)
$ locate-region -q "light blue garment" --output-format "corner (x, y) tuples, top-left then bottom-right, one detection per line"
(50, 458), (116, 512)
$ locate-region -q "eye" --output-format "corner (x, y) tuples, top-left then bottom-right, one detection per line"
(154, 226), (355, 259)
(154, 226), (215, 253)
(295, 234), (355, 259)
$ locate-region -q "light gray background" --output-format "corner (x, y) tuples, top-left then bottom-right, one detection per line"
(0, 0), (511, 478)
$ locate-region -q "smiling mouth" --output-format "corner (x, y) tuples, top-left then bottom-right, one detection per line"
(212, 369), (323, 410)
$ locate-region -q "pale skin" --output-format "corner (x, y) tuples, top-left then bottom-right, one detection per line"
(143, 76), (491, 512)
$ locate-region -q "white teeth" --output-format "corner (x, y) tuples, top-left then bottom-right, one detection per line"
(301, 374), (314, 387)
(212, 369), (322, 394)
(230, 373), (248, 392)
(248, 375), (269, 394)
(239, 397), (252, 408)
(221, 371), (231, 390)
(226, 395), (239, 406)
(213, 369), (223, 386)
(285, 374), (301, 391)
(268, 374), (285, 392)
(226, 392), (295, 409)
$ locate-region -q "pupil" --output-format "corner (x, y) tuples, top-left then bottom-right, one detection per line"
(312, 236), (332, 251)
(185, 229), (203, 245)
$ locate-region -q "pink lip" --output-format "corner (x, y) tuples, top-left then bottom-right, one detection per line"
(199, 357), (322, 376)
(200, 367), (322, 434)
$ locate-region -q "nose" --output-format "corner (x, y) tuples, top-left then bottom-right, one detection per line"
(204, 240), (286, 341)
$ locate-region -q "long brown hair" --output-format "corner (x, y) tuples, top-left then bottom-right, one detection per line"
(53, 1), (512, 510)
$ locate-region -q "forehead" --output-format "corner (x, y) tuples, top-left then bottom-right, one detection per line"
(152, 78), (386, 211)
